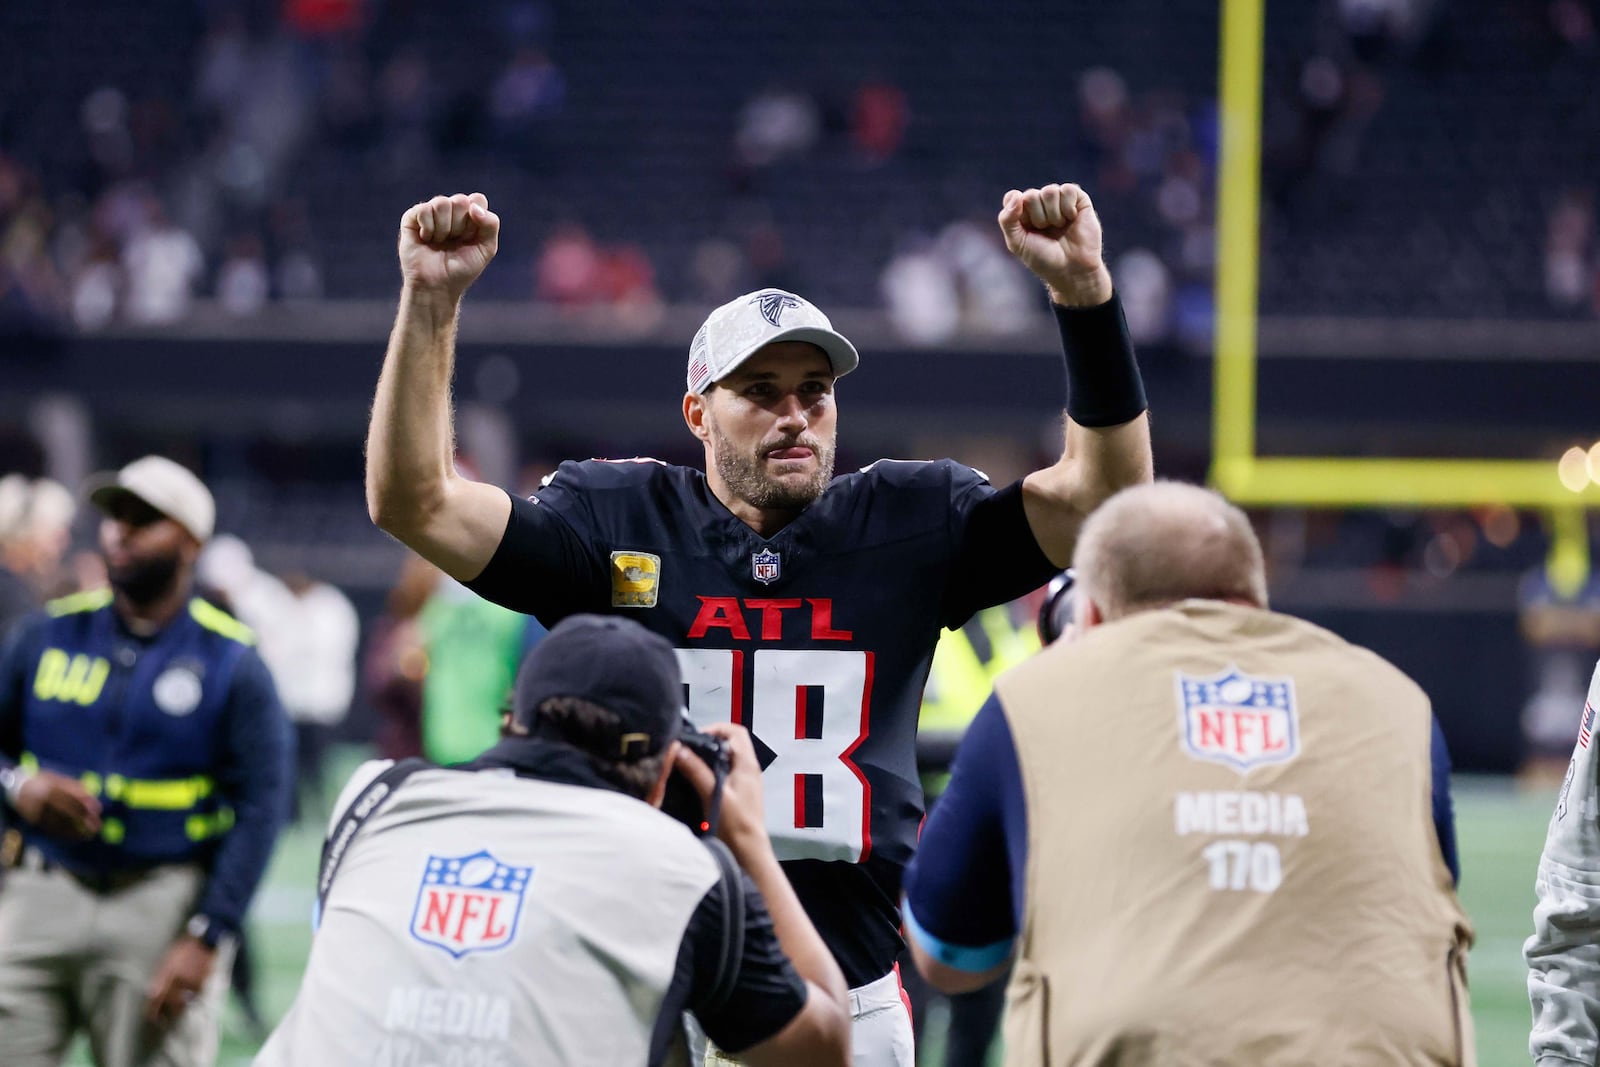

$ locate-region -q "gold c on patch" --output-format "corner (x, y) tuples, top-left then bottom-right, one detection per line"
(610, 551), (661, 608)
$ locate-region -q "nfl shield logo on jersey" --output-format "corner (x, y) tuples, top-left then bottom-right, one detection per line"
(752, 548), (781, 585)
(409, 850), (532, 959)
(1175, 666), (1299, 773)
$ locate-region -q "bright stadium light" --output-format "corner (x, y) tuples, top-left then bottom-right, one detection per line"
(1560, 447), (1590, 492)
(1588, 441), (1600, 483)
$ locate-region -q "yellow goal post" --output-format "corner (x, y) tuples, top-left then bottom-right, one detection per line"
(1210, 0), (1598, 592)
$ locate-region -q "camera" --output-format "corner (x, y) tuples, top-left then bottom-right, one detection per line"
(661, 712), (731, 837)
(1038, 569), (1077, 646)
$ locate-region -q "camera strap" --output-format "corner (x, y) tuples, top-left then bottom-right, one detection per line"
(700, 836), (747, 1014)
(316, 757), (432, 927)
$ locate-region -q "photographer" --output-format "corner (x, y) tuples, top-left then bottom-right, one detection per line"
(256, 614), (850, 1067)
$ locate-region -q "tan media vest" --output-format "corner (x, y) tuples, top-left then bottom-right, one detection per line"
(994, 600), (1473, 1067)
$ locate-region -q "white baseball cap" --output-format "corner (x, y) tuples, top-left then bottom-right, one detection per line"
(85, 456), (216, 543)
(687, 288), (860, 393)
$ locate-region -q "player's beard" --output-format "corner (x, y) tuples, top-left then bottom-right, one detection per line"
(107, 550), (183, 606)
(711, 425), (836, 514)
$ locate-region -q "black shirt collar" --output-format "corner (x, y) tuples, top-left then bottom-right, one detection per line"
(463, 737), (630, 797)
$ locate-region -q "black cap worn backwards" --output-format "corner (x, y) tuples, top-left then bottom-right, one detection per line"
(511, 614), (685, 761)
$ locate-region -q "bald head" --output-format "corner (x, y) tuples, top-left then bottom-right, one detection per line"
(1071, 481), (1267, 623)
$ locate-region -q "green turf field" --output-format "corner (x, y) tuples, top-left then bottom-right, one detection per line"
(67, 750), (1553, 1066)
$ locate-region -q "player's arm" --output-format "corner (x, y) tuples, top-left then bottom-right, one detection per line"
(366, 192), (512, 582)
(998, 184), (1154, 567)
(903, 693), (1025, 995)
(676, 724), (851, 1067)
(1527, 663), (1600, 1066)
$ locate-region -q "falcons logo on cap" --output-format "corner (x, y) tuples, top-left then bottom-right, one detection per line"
(753, 291), (802, 327)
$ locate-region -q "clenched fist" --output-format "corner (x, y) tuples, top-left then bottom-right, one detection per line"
(998, 183), (1113, 307)
(398, 192), (501, 301)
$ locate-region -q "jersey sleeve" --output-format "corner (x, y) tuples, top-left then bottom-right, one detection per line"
(940, 466), (1056, 630)
(463, 464), (610, 626)
(1430, 716), (1458, 885)
(1527, 661), (1600, 1067)
(902, 692), (1027, 971)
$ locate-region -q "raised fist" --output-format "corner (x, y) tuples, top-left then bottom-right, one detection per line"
(398, 192), (501, 300)
(998, 183), (1112, 306)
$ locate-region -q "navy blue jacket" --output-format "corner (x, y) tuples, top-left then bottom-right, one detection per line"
(0, 589), (291, 936)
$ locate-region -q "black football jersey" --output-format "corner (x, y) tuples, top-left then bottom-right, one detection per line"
(467, 456), (1055, 984)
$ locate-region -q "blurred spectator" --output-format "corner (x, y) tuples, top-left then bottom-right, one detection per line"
(0, 159), (67, 331)
(66, 549), (108, 598)
(1077, 67), (1135, 195)
(319, 43), (377, 150)
(80, 86), (135, 180)
(283, 0), (366, 38)
(275, 572), (359, 819)
(1549, 0), (1598, 51)
(490, 46), (567, 133)
(937, 220), (1036, 336)
(0, 477), (32, 635)
(377, 46), (437, 170)
(197, 537), (297, 725)
(1544, 188), (1595, 311)
(880, 238), (961, 346)
(1517, 562), (1600, 781)
(850, 78), (909, 164)
(217, 234), (271, 317)
(122, 202), (205, 326)
(362, 554), (439, 762)
(0, 477), (76, 639)
(689, 237), (748, 304)
(1155, 149), (1206, 230)
(418, 577), (544, 766)
(599, 243), (661, 308)
(734, 86), (821, 169)
(535, 223), (606, 305)
(1114, 248), (1174, 344)
(743, 222), (795, 291)
(199, 538), (360, 822)
(69, 230), (122, 331)
(270, 198), (325, 302)
(194, 11), (250, 120)
(275, 246), (325, 302)
(880, 218), (1041, 345)
(534, 225), (661, 314)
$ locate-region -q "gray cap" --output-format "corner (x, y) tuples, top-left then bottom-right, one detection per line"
(687, 288), (860, 393)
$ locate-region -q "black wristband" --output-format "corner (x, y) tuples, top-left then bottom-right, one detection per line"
(1053, 290), (1147, 428)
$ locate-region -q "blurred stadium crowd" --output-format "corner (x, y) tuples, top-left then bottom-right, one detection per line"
(2, 0), (1598, 345)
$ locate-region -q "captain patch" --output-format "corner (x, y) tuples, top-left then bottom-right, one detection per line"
(610, 551), (661, 608)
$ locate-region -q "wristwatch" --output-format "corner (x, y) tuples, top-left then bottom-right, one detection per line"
(185, 913), (232, 950)
(0, 765), (28, 807)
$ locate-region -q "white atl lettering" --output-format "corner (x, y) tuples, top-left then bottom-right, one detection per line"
(384, 988), (512, 1040)
(1173, 791), (1309, 837)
